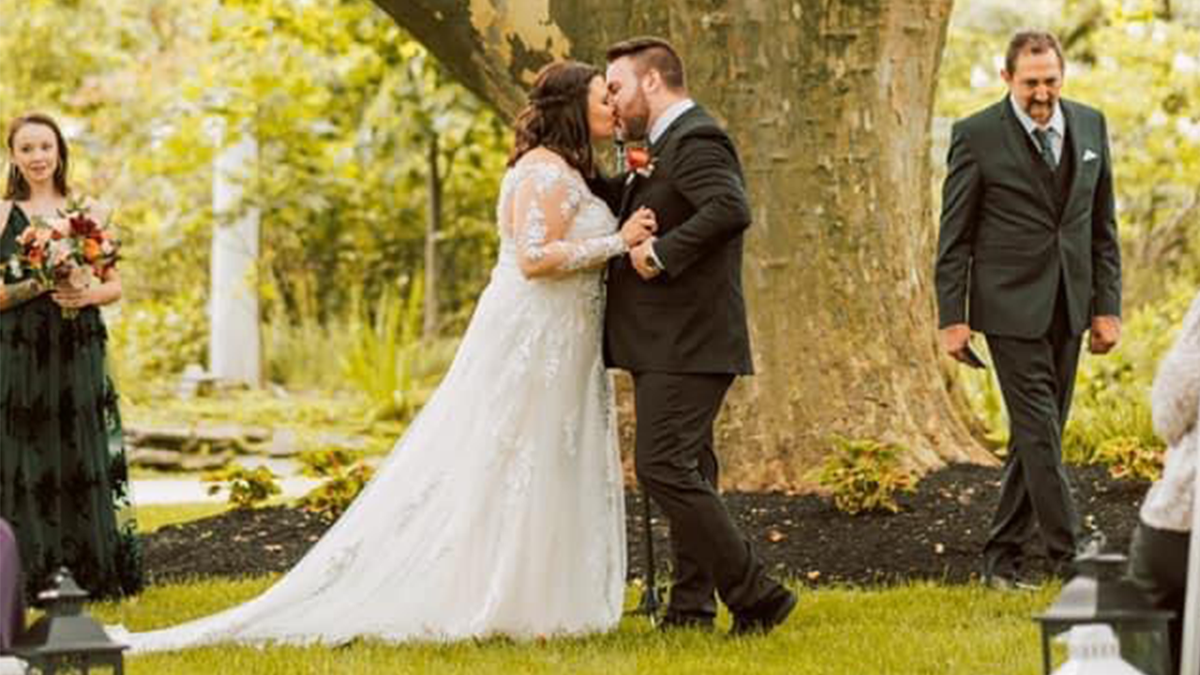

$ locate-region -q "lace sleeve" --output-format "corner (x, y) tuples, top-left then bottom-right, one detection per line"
(510, 162), (627, 278)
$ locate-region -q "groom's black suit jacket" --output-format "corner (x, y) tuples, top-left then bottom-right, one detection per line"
(592, 106), (754, 375)
(935, 97), (1122, 338)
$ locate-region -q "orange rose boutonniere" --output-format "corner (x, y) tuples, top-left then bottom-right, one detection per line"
(625, 146), (656, 178)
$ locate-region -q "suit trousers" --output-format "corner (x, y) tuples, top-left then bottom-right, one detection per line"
(632, 372), (779, 617)
(983, 285), (1083, 575)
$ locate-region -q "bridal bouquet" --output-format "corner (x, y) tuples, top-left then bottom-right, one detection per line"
(6, 198), (120, 318)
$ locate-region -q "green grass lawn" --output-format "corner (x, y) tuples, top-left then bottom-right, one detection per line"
(82, 578), (1058, 675)
(115, 504), (1062, 673)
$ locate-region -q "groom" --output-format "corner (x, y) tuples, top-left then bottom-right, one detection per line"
(598, 37), (795, 634)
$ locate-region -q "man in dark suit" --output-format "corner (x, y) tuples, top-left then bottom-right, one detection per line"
(935, 30), (1122, 588)
(598, 37), (795, 635)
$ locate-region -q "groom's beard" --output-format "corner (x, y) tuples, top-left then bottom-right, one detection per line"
(620, 112), (649, 142)
(619, 93), (651, 141)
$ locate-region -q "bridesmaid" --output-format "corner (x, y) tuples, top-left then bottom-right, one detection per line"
(0, 113), (142, 600)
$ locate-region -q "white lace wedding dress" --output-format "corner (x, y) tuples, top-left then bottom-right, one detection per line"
(124, 152), (628, 652)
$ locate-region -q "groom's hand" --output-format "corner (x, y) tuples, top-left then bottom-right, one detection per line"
(631, 239), (661, 280)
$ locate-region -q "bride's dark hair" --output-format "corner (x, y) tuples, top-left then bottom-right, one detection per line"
(508, 61), (600, 176)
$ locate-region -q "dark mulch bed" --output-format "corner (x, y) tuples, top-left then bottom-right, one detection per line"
(143, 463), (1147, 587)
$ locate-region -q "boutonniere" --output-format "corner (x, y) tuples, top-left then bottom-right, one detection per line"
(1082, 149), (1099, 162)
(625, 146), (656, 178)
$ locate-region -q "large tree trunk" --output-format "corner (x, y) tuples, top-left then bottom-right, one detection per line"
(373, 0), (995, 488)
(424, 134), (442, 340)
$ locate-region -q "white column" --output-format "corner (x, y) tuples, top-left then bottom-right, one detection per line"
(209, 119), (261, 387)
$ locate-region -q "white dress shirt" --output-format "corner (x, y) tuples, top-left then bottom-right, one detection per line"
(649, 98), (695, 146)
(644, 99), (695, 273)
(1010, 94), (1065, 165)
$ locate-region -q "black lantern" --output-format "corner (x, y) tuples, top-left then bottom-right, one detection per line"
(1036, 551), (1173, 675)
(10, 568), (127, 674)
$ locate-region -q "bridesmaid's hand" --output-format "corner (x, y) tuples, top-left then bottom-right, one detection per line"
(50, 284), (99, 310)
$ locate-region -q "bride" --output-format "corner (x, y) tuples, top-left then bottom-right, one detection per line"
(125, 61), (656, 651)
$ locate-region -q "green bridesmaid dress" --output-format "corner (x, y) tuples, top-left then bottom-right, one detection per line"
(0, 204), (142, 600)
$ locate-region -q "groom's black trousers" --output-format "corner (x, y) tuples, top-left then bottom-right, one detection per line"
(632, 372), (777, 617)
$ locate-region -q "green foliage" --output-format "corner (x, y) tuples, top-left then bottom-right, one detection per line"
(202, 463), (281, 510)
(342, 279), (424, 420)
(340, 279), (459, 421)
(294, 448), (377, 521)
(1090, 435), (1164, 481)
(0, 0), (507, 395)
(815, 438), (916, 515)
(1059, 282), (1190, 473)
(106, 289), (208, 400)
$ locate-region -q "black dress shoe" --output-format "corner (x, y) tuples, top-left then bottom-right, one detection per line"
(658, 612), (715, 632)
(729, 588), (797, 637)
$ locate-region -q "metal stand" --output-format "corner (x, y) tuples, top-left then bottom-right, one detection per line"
(626, 489), (663, 623)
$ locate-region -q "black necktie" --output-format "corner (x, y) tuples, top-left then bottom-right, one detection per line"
(1033, 128), (1058, 170)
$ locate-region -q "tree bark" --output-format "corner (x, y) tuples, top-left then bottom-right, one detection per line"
(373, 0), (995, 488)
(424, 133), (442, 339)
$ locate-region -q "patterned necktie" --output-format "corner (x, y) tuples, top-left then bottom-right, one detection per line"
(1032, 127), (1058, 170)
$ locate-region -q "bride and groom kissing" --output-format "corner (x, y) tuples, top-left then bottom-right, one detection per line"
(122, 36), (796, 653)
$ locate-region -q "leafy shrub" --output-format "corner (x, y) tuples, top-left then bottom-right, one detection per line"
(202, 463), (282, 510)
(816, 437), (917, 515)
(106, 289), (208, 399)
(295, 448), (376, 521)
(342, 281), (424, 420)
(341, 281), (459, 421)
(1062, 283), (1192, 473)
(1090, 435), (1165, 482)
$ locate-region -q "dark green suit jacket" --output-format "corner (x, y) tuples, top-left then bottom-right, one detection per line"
(592, 106), (754, 374)
(935, 98), (1122, 338)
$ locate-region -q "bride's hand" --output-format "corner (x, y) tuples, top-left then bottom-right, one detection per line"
(620, 207), (657, 248)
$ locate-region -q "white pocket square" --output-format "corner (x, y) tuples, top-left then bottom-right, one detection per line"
(1083, 149), (1099, 162)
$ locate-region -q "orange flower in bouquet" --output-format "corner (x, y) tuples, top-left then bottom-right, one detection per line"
(7, 198), (121, 318)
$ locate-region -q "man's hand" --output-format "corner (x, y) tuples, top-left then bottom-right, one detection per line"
(630, 238), (661, 280)
(1089, 315), (1121, 354)
(940, 323), (973, 364)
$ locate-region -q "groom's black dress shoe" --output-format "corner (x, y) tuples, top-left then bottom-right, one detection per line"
(729, 588), (797, 637)
(657, 612), (715, 632)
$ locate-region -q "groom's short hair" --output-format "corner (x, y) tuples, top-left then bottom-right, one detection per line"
(606, 37), (686, 91)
